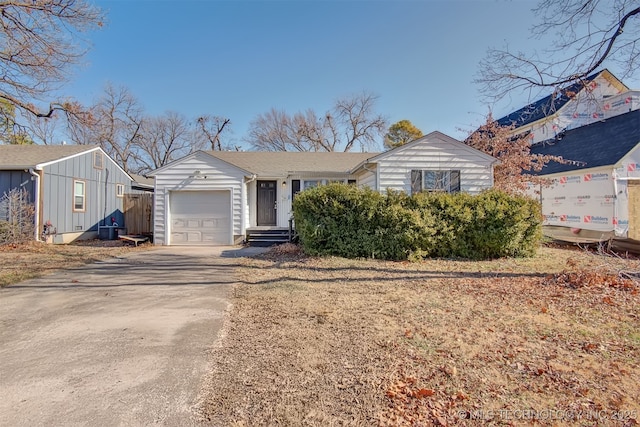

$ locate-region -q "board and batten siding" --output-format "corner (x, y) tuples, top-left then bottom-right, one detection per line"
(153, 152), (246, 245)
(0, 171), (35, 202)
(42, 150), (131, 234)
(376, 137), (494, 194)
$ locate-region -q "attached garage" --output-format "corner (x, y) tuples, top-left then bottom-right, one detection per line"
(169, 190), (231, 245)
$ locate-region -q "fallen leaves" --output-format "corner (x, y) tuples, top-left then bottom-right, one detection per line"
(0, 240), (148, 287)
(198, 246), (640, 426)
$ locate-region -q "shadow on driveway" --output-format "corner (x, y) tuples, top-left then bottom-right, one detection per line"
(0, 245), (267, 427)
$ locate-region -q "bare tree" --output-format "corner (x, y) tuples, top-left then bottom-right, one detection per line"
(247, 108), (313, 152)
(476, 0), (640, 103)
(69, 83), (144, 173)
(133, 111), (205, 174)
(0, 0), (104, 121)
(196, 115), (231, 150)
(466, 113), (570, 194)
(23, 113), (61, 145)
(247, 92), (387, 152)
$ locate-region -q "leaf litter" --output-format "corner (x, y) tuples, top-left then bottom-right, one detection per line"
(197, 244), (639, 426)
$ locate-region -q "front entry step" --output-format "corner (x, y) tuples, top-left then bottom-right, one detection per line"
(246, 229), (291, 247)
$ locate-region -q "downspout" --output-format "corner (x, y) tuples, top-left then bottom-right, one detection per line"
(28, 168), (41, 241)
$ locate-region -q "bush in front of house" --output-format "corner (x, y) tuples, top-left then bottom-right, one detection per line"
(292, 184), (542, 260)
(411, 189), (542, 259)
(291, 184), (437, 260)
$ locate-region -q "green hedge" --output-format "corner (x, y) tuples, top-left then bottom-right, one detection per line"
(292, 184), (542, 260)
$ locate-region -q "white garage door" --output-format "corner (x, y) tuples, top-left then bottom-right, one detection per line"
(169, 190), (231, 245)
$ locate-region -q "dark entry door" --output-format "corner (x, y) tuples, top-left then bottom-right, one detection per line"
(257, 180), (277, 226)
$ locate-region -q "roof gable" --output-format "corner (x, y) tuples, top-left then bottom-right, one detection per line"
(530, 108), (640, 175)
(0, 144), (100, 169)
(496, 69), (627, 128)
(148, 150), (253, 176)
(363, 131), (497, 166)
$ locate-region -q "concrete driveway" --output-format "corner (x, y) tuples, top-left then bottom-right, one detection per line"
(0, 245), (265, 427)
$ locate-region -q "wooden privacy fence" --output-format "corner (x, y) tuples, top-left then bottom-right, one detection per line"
(124, 193), (153, 235)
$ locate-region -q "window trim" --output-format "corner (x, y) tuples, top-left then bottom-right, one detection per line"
(93, 151), (104, 170)
(116, 183), (125, 198)
(73, 179), (86, 212)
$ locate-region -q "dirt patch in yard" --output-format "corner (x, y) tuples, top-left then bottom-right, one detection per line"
(198, 244), (640, 426)
(0, 240), (150, 287)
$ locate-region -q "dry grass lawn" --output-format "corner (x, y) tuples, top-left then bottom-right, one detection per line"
(0, 240), (150, 287)
(198, 244), (640, 426)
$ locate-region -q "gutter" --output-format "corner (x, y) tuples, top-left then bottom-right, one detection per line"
(28, 168), (41, 242)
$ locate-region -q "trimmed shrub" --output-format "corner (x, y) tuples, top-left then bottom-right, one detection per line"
(293, 184), (542, 261)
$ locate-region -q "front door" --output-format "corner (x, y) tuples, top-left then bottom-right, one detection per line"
(257, 180), (277, 226)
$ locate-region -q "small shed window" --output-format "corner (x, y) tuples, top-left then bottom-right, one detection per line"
(411, 170), (460, 194)
(93, 151), (104, 169)
(73, 180), (86, 212)
(116, 183), (125, 198)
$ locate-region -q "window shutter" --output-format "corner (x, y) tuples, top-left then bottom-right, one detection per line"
(291, 179), (301, 200)
(450, 170), (461, 193)
(410, 170), (422, 194)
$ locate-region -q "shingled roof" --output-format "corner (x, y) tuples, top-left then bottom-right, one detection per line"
(207, 151), (377, 176)
(0, 144), (99, 169)
(530, 108), (640, 175)
(496, 70), (608, 128)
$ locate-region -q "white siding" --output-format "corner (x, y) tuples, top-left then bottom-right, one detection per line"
(376, 135), (494, 194)
(356, 167), (377, 190)
(153, 152), (246, 245)
(277, 179), (291, 228)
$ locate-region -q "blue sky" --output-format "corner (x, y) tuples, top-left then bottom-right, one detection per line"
(62, 0), (639, 150)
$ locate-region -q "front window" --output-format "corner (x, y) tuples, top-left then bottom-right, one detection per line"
(411, 170), (460, 194)
(303, 180), (321, 190)
(73, 180), (86, 212)
(302, 178), (350, 191)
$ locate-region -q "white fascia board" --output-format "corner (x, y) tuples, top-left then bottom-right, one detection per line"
(35, 146), (99, 170)
(149, 150), (253, 177)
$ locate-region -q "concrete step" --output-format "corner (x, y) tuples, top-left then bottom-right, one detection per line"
(246, 229), (291, 247)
